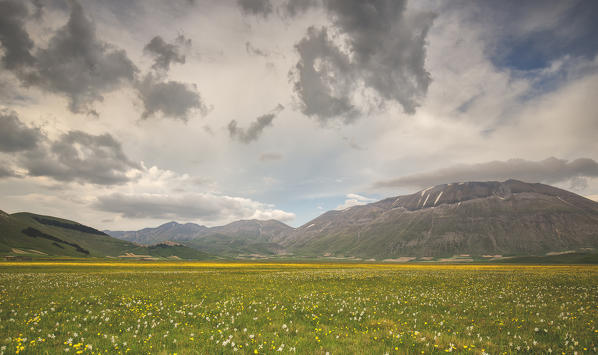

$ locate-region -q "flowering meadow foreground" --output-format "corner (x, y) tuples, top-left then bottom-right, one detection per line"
(0, 262), (596, 354)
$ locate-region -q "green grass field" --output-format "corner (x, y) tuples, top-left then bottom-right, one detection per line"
(0, 262), (596, 354)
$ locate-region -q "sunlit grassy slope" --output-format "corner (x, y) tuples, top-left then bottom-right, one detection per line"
(0, 262), (596, 354)
(0, 211), (210, 259)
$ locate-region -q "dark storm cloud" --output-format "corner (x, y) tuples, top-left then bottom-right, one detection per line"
(325, 0), (434, 112)
(237, 0), (319, 18)
(292, 27), (358, 122)
(0, 112), (139, 185)
(143, 35), (190, 71)
(95, 193), (226, 220)
(0, 164), (17, 178)
(290, 0), (435, 123)
(30, 0), (45, 19)
(0, 0), (138, 114)
(30, 1), (137, 114)
(0, 111), (42, 152)
(0, 0), (36, 70)
(228, 104), (284, 143)
(2, 1), (209, 121)
(95, 192), (257, 221)
(283, 0), (319, 17)
(237, 0), (273, 17)
(136, 32), (204, 122)
(22, 130), (140, 185)
(136, 74), (207, 121)
(373, 158), (598, 189)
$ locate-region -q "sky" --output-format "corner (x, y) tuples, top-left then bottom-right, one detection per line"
(1, 0), (598, 230)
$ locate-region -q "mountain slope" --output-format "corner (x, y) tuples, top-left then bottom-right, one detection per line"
(0, 211), (210, 259)
(283, 180), (598, 258)
(106, 219), (294, 256)
(107, 222), (209, 245)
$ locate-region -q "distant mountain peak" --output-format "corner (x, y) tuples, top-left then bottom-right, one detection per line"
(105, 218), (294, 256)
(374, 179), (573, 212)
(285, 179), (598, 258)
(159, 221), (181, 228)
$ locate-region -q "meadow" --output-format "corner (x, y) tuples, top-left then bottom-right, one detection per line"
(0, 262), (596, 354)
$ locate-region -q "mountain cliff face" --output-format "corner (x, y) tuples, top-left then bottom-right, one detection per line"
(282, 180), (598, 258)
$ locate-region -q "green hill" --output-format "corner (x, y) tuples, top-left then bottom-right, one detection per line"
(0, 211), (211, 260)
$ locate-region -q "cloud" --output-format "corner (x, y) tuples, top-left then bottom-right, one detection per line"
(143, 34), (190, 71)
(0, 110), (43, 152)
(21, 130), (140, 185)
(94, 191), (295, 222)
(26, 1), (137, 114)
(336, 193), (376, 210)
(245, 41), (268, 57)
(325, 0), (434, 113)
(283, 0), (319, 17)
(30, 0), (44, 18)
(237, 0), (318, 18)
(342, 136), (364, 150)
(466, 1), (598, 71)
(0, 164), (17, 178)
(1, 111), (140, 185)
(291, 0), (435, 123)
(1, 1), (210, 120)
(228, 104), (284, 143)
(259, 152), (283, 161)
(0, 0), (36, 70)
(373, 157), (598, 189)
(237, 0), (273, 17)
(136, 73), (207, 121)
(292, 27), (358, 123)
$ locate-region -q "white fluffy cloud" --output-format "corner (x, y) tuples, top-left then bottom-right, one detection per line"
(335, 193), (376, 210)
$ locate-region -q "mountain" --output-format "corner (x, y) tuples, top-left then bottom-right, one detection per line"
(106, 219), (294, 257)
(184, 219), (294, 256)
(107, 222), (209, 245)
(281, 180), (598, 259)
(0, 211), (211, 260)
